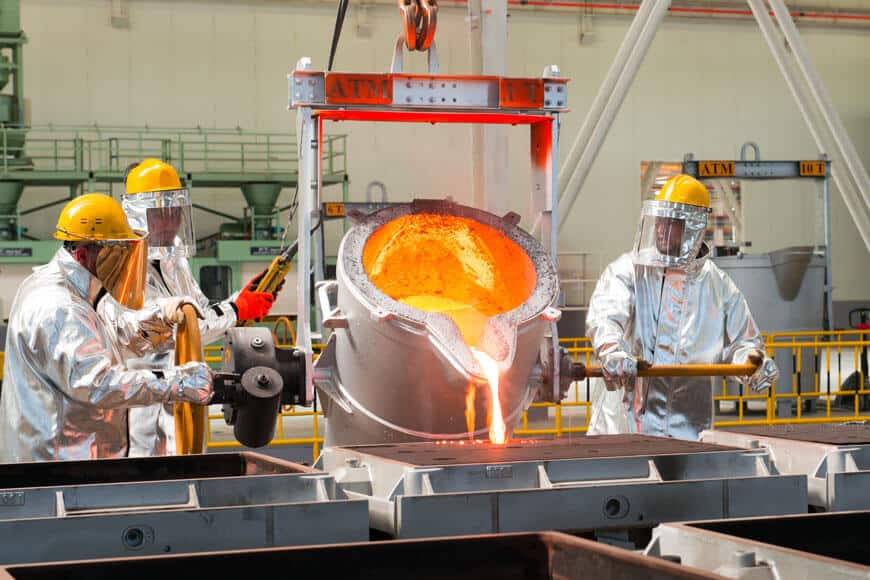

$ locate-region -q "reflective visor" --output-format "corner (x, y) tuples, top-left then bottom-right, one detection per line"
(122, 188), (195, 259)
(94, 235), (148, 309)
(632, 200), (708, 268)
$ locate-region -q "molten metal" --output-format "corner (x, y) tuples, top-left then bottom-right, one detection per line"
(362, 212), (533, 445)
(464, 382), (476, 440)
(472, 348), (506, 445)
(362, 213), (536, 345)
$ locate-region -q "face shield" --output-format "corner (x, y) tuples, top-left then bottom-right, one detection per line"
(94, 235), (149, 309)
(632, 200), (708, 268)
(66, 234), (149, 309)
(121, 188), (195, 259)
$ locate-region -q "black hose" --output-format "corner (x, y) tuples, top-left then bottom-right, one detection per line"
(327, 0), (350, 72)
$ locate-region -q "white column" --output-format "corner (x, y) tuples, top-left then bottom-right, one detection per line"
(468, 0), (509, 216)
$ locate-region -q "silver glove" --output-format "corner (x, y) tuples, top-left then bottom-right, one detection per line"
(158, 296), (205, 324)
(131, 296), (205, 349)
(166, 361), (214, 404)
(739, 348), (779, 393)
(601, 351), (639, 392)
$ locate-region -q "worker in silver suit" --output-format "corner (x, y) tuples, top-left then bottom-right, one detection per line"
(585, 174), (779, 440)
(0, 193), (213, 462)
(121, 158), (279, 456)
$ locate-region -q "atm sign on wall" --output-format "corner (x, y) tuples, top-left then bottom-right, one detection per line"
(698, 161), (735, 178)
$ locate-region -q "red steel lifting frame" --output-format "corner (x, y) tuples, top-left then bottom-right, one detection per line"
(289, 62), (569, 404)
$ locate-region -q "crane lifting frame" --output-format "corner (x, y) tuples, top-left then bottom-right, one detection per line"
(288, 60), (569, 404)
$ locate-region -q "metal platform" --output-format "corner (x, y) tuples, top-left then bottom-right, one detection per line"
(318, 434), (808, 539)
(702, 424), (870, 511)
(0, 531), (718, 580)
(0, 452), (369, 565)
(719, 423), (870, 445)
(647, 510), (870, 579)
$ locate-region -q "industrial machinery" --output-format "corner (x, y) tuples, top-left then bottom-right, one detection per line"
(0, 531), (717, 580)
(313, 199), (561, 446)
(290, 13), (773, 453)
(311, 194), (759, 445)
(0, 452), (368, 566)
(288, 26), (570, 448)
(318, 435), (807, 541)
(0, 125), (349, 320)
(647, 510), (870, 579)
(0, 0), (26, 243)
(0, 1), (349, 321)
(702, 423), (870, 512)
(213, 327), (307, 448)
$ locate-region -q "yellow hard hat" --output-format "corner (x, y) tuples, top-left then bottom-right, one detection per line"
(655, 174), (711, 209)
(54, 193), (140, 241)
(125, 158), (183, 195)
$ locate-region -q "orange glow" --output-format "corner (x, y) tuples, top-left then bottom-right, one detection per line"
(363, 213), (535, 345)
(471, 348), (506, 445)
(364, 212), (529, 444)
(464, 382), (476, 440)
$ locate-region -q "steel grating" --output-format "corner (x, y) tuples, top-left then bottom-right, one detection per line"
(702, 425), (870, 511)
(648, 510), (870, 579)
(320, 434), (808, 540)
(0, 452), (369, 566)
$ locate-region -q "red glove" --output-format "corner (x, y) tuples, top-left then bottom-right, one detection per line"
(233, 273), (276, 322)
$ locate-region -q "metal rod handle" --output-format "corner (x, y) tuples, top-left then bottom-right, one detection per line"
(578, 363), (758, 379)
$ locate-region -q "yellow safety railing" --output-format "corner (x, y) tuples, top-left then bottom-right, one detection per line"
(272, 316), (297, 347)
(514, 337), (594, 437)
(207, 404), (323, 459)
(714, 329), (870, 426)
(198, 329), (870, 462)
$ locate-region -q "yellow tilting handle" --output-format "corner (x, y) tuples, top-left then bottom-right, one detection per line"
(254, 255), (293, 295)
(174, 303), (207, 455)
(240, 255), (293, 328)
(581, 363), (759, 379)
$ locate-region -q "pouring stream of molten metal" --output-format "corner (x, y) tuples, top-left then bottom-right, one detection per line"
(471, 348), (506, 444)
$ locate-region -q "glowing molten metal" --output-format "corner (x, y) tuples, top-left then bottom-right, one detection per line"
(362, 213), (536, 444)
(471, 348), (506, 444)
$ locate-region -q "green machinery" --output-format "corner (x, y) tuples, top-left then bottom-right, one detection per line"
(0, 2), (350, 321)
(0, 125), (349, 319)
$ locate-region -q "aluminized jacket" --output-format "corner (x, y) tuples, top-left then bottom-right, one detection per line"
(0, 250), (194, 461)
(126, 256), (237, 457)
(585, 248), (771, 440)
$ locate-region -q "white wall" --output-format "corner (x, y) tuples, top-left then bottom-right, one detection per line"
(18, 0), (870, 300)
